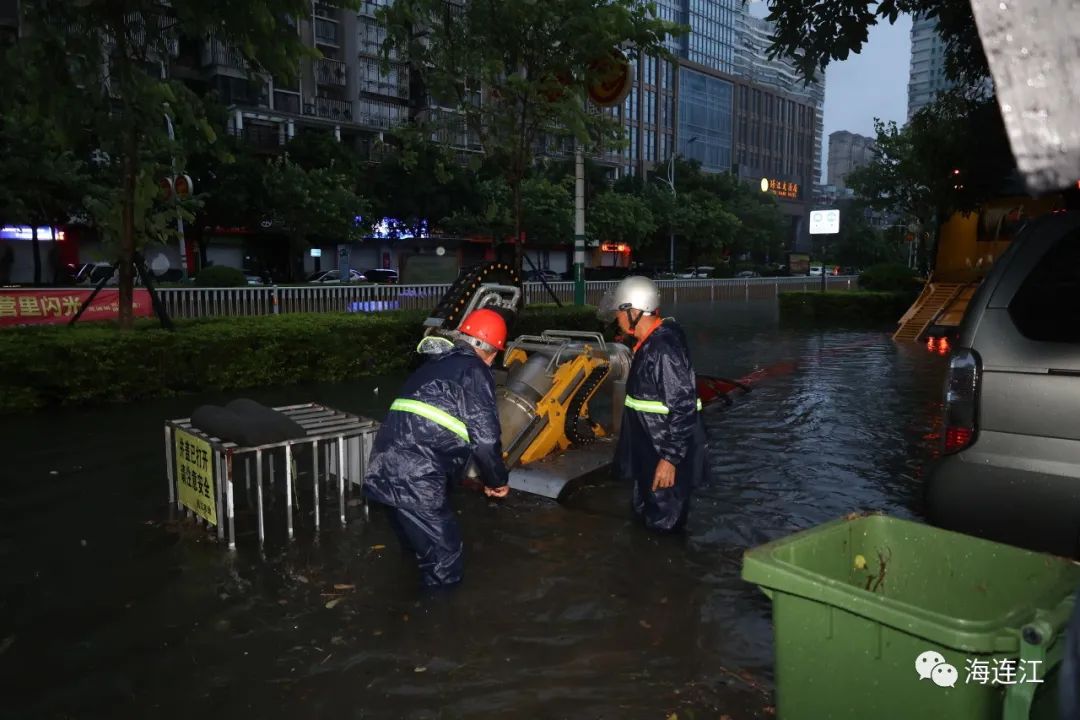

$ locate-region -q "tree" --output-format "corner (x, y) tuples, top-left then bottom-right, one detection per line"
(586, 191), (657, 259)
(846, 92), (1016, 250)
(617, 157), (785, 267)
(11, 0), (357, 327)
(0, 99), (95, 286)
(263, 157), (371, 275)
(521, 177), (574, 246)
(671, 191), (740, 266)
(364, 132), (477, 240)
(379, 0), (682, 269)
(765, 0), (989, 88)
(441, 174), (573, 251)
(815, 201), (904, 268)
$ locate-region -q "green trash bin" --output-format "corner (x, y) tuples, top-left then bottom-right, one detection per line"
(741, 513), (1080, 720)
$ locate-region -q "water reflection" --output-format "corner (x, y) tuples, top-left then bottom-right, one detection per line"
(0, 299), (948, 719)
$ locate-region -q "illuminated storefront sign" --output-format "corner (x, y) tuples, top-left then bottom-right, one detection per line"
(0, 225), (64, 241)
(600, 242), (631, 253)
(759, 178), (799, 200)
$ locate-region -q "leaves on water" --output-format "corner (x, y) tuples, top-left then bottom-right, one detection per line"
(325, 598), (342, 609)
(333, 583), (355, 591)
(639, 619), (652, 629)
(414, 666), (427, 673)
(371, 544), (386, 551)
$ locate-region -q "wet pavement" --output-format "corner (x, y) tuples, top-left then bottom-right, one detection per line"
(0, 299), (948, 719)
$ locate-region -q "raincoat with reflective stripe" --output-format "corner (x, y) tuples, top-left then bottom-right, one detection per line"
(363, 343), (508, 511)
(615, 319), (708, 531)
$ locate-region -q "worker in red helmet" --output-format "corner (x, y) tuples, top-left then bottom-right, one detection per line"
(362, 307), (510, 588)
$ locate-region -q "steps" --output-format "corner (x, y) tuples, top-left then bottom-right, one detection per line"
(892, 282), (966, 342)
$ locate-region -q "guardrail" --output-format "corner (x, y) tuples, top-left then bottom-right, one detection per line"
(155, 276), (855, 319)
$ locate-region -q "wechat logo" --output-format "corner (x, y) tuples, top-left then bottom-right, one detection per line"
(916, 650), (958, 688)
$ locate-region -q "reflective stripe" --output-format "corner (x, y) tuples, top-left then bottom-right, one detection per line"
(389, 399), (471, 442)
(625, 395), (703, 414)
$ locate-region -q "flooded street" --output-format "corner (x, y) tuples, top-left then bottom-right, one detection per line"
(0, 299), (948, 719)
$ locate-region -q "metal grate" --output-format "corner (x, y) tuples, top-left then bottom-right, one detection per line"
(165, 403), (379, 550)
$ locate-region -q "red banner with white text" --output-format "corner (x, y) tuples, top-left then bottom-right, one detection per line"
(0, 289), (154, 328)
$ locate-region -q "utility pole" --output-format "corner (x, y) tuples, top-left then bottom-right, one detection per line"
(164, 110), (189, 281)
(661, 137), (696, 274)
(667, 152), (676, 274)
(573, 145), (586, 306)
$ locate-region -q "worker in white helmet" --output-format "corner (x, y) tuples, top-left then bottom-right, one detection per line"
(598, 276), (708, 532)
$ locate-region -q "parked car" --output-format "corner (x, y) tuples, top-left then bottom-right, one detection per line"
(525, 269), (560, 283)
(736, 270), (760, 278)
(676, 266), (716, 279)
(71, 262), (121, 286)
(808, 265), (824, 276)
(925, 211), (1080, 557)
(307, 269), (367, 283)
(363, 268), (399, 284)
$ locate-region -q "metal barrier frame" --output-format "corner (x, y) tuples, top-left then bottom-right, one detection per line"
(165, 403), (379, 550)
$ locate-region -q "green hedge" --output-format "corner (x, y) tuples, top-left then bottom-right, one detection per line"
(778, 291), (912, 326)
(192, 265), (248, 287)
(858, 263), (922, 293)
(0, 304), (602, 414)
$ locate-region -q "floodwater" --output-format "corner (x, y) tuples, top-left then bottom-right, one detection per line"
(0, 299), (948, 720)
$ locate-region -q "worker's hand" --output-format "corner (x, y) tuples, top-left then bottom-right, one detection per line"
(484, 484), (510, 499)
(652, 459), (676, 492)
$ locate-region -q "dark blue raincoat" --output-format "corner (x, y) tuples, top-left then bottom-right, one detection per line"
(615, 319), (708, 532)
(363, 342), (508, 587)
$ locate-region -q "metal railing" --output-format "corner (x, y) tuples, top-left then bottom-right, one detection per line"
(303, 96), (353, 121)
(273, 90), (301, 115)
(315, 57), (347, 87)
(157, 277), (855, 320)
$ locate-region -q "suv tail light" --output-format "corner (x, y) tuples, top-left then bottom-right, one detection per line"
(943, 348), (981, 454)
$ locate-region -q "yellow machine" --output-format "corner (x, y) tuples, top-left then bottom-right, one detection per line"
(496, 331), (630, 468)
(421, 261), (632, 499)
(893, 193), (1067, 343)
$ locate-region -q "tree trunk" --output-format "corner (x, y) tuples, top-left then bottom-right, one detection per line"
(512, 178), (523, 274)
(31, 223), (41, 286)
(118, 128), (138, 329)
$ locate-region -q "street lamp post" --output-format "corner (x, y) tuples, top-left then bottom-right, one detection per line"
(163, 110), (189, 281)
(660, 136), (697, 274)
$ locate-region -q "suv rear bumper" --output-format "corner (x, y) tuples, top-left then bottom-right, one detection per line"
(926, 453), (1080, 557)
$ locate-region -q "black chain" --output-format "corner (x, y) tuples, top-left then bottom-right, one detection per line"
(564, 363), (611, 445)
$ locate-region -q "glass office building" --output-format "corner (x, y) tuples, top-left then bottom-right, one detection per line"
(677, 67), (733, 173)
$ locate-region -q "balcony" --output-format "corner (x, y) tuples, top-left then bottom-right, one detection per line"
(358, 78), (408, 100)
(316, 57), (347, 87)
(358, 0), (389, 17)
(230, 124), (284, 152)
(314, 2), (339, 19)
(314, 17), (339, 46)
(202, 38), (246, 69)
(273, 90), (301, 114)
(303, 96), (353, 122)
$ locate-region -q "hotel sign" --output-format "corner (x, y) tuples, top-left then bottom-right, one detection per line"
(760, 177), (799, 200)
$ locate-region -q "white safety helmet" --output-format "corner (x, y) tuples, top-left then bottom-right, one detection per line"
(597, 275), (661, 324)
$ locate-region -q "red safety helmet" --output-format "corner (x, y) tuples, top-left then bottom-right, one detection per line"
(459, 308), (508, 352)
